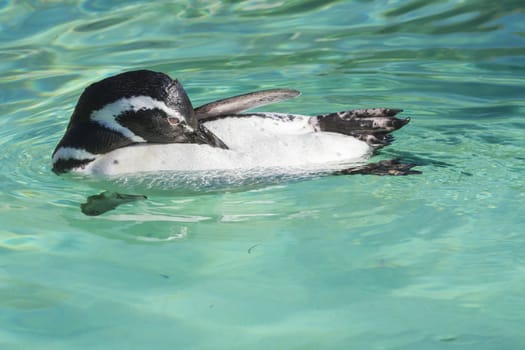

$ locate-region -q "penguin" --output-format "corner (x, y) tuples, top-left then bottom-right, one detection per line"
(51, 70), (419, 215)
(52, 70), (416, 175)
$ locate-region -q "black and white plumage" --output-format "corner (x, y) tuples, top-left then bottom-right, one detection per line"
(52, 70), (415, 176)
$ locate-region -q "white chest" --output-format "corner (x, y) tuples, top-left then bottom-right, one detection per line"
(80, 115), (372, 175)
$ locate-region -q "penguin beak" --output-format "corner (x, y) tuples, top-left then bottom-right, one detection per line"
(194, 125), (228, 149)
(165, 117), (227, 149)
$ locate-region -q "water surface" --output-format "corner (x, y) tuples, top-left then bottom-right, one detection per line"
(1, 1), (524, 349)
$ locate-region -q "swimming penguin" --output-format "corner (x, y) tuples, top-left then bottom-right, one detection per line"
(51, 70), (419, 215)
(52, 70), (417, 177)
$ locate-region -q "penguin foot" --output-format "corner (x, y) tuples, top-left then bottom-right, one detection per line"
(335, 159), (422, 176)
(316, 108), (410, 148)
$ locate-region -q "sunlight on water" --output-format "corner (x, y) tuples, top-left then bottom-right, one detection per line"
(1, 0), (524, 349)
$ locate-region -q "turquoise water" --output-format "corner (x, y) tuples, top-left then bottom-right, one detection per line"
(1, 0), (524, 348)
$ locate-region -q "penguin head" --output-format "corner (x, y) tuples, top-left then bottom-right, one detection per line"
(52, 70), (215, 173)
(68, 70), (199, 141)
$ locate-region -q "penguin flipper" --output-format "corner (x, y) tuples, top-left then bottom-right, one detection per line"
(194, 89), (300, 120)
(81, 191), (147, 216)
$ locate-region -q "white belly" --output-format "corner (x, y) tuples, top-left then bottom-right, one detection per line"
(81, 115), (372, 175)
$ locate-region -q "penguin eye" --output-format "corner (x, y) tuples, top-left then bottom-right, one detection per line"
(167, 117), (180, 125)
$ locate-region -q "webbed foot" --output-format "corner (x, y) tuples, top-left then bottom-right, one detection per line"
(316, 108), (410, 148)
(335, 159), (422, 176)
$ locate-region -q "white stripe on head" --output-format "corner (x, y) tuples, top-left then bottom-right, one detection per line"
(52, 147), (97, 163)
(90, 96), (187, 142)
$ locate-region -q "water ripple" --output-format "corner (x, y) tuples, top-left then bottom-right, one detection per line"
(0, 2), (524, 346)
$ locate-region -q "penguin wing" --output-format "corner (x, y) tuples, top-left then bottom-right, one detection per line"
(194, 88), (300, 120)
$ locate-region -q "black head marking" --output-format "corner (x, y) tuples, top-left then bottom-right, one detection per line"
(68, 70), (195, 126)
